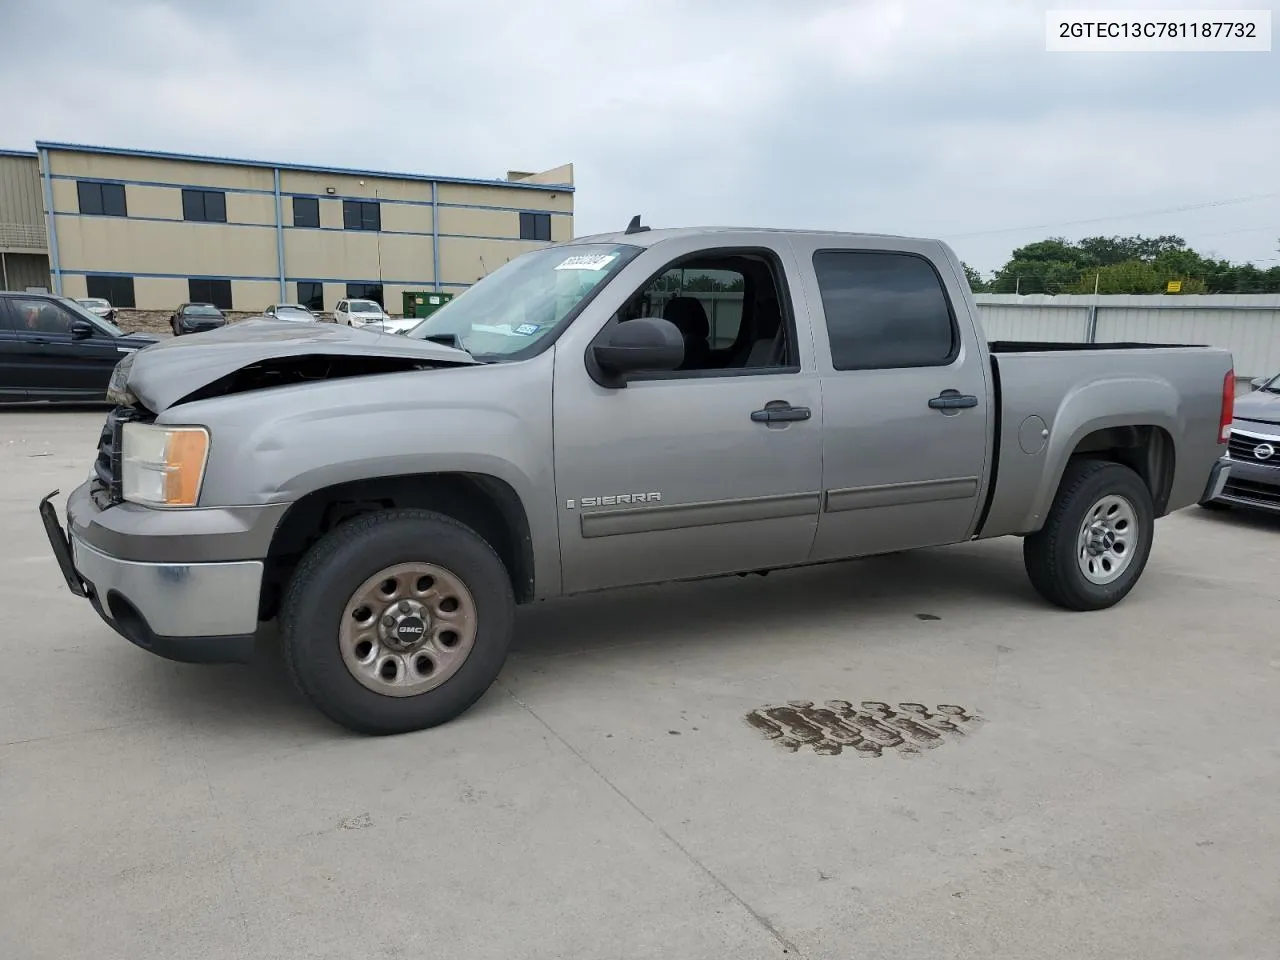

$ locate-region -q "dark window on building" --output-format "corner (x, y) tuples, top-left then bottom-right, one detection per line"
(342, 200), (380, 231)
(76, 181), (127, 217)
(86, 275), (136, 308)
(812, 251), (957, 371)
(188, 278), (233, 310)
(345, 282), (383, 306)
(297, 281), (324, 311)
(293, 196), (320, 228)
(519, 211), (552, 241)
(181, 189), (227, 223)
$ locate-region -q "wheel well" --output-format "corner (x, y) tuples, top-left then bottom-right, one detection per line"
(259, 473), (534, 621)
(1068, 425), (1176, 514)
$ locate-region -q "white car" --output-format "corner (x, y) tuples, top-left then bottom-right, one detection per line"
(364, 316), (422, 336)
(75, 297), (117, 322)
(335, 298), (391, 327)
(263, 303), (318, 322)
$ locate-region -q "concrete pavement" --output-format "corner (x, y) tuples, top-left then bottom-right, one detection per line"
(2, 409), (1278, 960)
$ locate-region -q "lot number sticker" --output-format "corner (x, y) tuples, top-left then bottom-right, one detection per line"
(555, 253), (618, 271)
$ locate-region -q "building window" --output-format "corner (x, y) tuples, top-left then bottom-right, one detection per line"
(293, 196), (320, 228)
(77, 181), (127, 217)
(345, 282), (383, 306)
(811, 251), (958, 371)
(519, 211), (552, 242)
(188, 278), (233, 310)
(86, 275), (136, 308)
(342, 200), (381, 232)
(297, 281), (324, 311)
(181, 189), (227, 223)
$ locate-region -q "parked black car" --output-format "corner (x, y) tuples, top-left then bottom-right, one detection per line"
(170, 302), (227, 336)
(0, 291), (159, 402)
(1202, 373), (1280, 514)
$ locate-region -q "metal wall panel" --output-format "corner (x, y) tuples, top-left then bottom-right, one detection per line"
(0, 154), (47, 252)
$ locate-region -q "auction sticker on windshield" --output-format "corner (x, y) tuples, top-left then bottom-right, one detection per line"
(555, 253), (619, 271)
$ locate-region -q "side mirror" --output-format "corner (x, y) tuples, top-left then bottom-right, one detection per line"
(70, 319), (95, 340)
(1251, 377), (1267, 391)
(591, 317), (684, 384)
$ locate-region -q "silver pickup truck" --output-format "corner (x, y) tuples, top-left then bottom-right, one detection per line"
(40, 225), (1236, 734)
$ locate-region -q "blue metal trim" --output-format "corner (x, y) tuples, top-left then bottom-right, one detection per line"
(56, 268), (473, 288)
(437, 200), (571, 216)
(36, 141), (573, 193)
(432, 181), (441, 293)
(0, 148), (38, 158)
(273, 168), (286, 300)
(50, 173), (274, 195)
(38, 148), (62, 295)
(57, 211), (275, 229)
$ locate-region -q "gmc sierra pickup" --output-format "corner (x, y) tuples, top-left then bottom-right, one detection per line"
(40, 225), (1236, 735)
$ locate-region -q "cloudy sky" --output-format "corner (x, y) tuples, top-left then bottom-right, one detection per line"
(2, 0), (1277, 273)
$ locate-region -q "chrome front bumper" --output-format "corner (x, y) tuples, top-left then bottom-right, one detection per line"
(41, 490), (263, 663)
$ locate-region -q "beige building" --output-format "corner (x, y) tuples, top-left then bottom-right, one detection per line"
(29, 142), (573, 313)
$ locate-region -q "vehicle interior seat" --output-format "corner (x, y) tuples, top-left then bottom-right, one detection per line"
(740, 296), (784, 367)
(662, 296), (712, 370)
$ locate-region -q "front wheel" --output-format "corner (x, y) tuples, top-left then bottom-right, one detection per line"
(280, 509), (516, 735)
(1023, 459), (1155, 611)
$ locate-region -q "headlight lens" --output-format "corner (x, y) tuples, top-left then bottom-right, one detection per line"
(121, 423), (210, 507)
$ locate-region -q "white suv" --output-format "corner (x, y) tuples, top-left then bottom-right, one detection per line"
(335, 298), (391, 327)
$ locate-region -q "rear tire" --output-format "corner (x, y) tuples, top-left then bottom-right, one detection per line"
(1023, 459), (1154, 611)
(280, 509), (515, 735)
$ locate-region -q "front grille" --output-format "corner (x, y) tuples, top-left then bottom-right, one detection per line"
(1227, 430), (1280, 466)
(90, 405), (152, 508)
(1222, 476), (1280, 508)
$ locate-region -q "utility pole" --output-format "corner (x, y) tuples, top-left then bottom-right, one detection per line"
(1015, 276), (1021, 295)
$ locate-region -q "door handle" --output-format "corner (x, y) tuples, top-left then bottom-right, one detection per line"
(928, 390), (978, 411)
(751, 403), (811, 423)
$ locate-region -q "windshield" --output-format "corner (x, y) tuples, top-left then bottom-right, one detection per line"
(186, 304), (223, 317)
(350, 301), (382, 313)
(276, 306), (310, 315)
(57, 296), (125, 336)
(78, 298), (109, 308)
(406, 243), (637, 359)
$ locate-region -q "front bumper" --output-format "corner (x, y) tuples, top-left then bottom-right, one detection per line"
(1204, 455), (1280, 514)
(40, 488), (263, 663)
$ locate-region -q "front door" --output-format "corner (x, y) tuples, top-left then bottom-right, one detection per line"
(552, 239), (824, 594)
(788, 239), (993, 560)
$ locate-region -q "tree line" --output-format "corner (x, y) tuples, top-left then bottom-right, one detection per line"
(963, 235), (1280, 295)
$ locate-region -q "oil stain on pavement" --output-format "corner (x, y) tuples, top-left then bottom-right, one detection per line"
(745, 701), (983, 757)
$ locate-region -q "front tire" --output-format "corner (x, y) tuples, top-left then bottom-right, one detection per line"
(1023, 459), (1155, 611)
(281, 509), (516, 735)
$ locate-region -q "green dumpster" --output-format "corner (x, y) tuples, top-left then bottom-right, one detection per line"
(402, 291), (454, 319)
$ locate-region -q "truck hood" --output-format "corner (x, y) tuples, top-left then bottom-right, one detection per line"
(1233, 388), (1280, 428)
(118, 318), (476, 411)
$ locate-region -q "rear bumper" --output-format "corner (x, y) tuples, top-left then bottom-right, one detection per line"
(40, 487), (263, 664)
(1204, 456), (1280, 513)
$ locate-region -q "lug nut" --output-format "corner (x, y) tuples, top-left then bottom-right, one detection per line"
(399, 601), (412, 613)
(383, 615), (395, 627)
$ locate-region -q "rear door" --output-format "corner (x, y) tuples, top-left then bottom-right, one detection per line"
(786, 237), (993, 560)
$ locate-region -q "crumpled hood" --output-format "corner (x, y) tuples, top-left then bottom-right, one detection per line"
(1233, 388), (1280, 427)
(120, 318), (475, 411)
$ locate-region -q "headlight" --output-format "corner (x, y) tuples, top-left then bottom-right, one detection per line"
(105, 354), (137, 405)
(121, 423), (210, 507)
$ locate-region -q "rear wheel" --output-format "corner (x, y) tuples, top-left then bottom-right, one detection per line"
(1024, 459), (1155, 611)
(281, 509), (515, 735)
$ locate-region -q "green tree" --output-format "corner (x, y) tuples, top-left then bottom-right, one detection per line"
(961, 262), (985, 291)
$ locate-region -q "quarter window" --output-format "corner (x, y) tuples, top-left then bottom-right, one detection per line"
(77, 181), (127, 217)
(812, 251), (957, 370)
(181, 189), (227, 223)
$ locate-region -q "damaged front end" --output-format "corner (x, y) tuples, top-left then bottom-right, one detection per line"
(116, 318), (477, 412)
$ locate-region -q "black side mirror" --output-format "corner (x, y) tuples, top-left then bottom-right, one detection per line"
(70, 319), (95, 340)
(591, 317), (684, 385)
